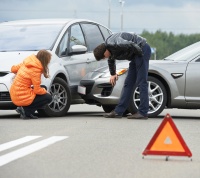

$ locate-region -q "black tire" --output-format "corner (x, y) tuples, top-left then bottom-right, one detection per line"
(128, 76), (167, 118)
(37, 77), (71, 117)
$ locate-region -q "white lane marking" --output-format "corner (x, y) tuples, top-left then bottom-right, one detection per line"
(0, 136), (68, 166)
(0, 136), (42, 152)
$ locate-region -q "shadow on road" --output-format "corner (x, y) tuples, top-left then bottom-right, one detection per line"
(0, 111), (105, 119)
(0, 111), (200, 120)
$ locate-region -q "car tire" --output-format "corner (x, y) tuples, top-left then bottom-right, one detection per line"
(37, 77), (71, 117)
(128, 76), (167, 118)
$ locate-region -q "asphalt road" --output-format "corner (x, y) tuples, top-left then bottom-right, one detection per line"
(0, 105), (200, 178)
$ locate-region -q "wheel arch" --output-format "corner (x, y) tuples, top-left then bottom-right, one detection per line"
(43, 62), (70, 91)
(148, 73), (171, 108)
(55, 73), (68, 84)
(54, 73), (72, 100)
(38, 76), (71, 117)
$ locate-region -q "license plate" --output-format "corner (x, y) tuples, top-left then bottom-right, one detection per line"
(78, 86), (86, 95)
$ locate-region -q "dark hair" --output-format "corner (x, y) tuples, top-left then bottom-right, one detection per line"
(93, 43), (106, 61)
(36, 49), (52, 78)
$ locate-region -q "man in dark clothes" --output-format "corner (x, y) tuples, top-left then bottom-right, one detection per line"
(93, 32), (151, 119)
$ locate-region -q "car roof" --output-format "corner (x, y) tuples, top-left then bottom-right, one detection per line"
(0, 18), (97, 26)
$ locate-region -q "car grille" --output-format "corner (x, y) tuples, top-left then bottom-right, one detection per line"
(79, 80), (95, 94)
(0, 92), (11, 101)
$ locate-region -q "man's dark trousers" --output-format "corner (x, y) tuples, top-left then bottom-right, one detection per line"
(114, 43), (151, 116)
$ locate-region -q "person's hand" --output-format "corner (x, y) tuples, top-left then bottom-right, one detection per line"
(110, 74), (118, 86)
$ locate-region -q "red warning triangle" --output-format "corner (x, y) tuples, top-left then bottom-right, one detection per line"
(142, 113), (192, 157)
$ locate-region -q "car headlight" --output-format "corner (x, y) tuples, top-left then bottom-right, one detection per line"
(101, 68), (128, 78)
(116, 68), (128, 76)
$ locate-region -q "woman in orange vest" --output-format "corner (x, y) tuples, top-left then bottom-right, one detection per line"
(10, 49), (52, 119)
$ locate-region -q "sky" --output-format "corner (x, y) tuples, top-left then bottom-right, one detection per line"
(1, 0), (200, 34)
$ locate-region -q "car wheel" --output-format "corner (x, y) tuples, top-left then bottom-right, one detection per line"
(37, 77), (71, 117)
(128, 76), (167, 118)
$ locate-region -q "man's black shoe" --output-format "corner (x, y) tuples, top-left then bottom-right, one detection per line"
(104, 111), (122, 118)
(127, 112), (148, 120)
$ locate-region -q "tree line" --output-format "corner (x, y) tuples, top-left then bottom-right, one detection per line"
(140, 30), (200, 60)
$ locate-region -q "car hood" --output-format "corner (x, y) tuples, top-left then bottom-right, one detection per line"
(149, 59), (188, 71)
(82, 59), (186, 80)
(0, 51), (38, 72)
(82, 60), (130, 80)
(93, 60), (129, 73)
(93, 59), (182, 73)
(149, 59), (183, 65)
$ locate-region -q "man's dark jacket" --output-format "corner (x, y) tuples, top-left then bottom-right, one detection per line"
(105, 32), (146, 75)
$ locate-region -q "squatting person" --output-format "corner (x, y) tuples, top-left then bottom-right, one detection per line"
(10, 49), (52, 119)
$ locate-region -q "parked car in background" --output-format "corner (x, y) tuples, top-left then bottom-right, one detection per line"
(0, 19), (112, 117)
(78, 41), (200, 117)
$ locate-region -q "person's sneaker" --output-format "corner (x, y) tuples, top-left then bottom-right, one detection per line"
(127, 112), (148, 120)
(23, 114), (38, 120)
(104, 110), (122, 118)
(29, 114), (38, 119)
(16, 107), (26, 118)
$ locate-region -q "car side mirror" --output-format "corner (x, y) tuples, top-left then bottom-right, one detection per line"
(70, 45), (87, 55)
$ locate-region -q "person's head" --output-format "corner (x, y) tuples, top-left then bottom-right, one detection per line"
(36, 49), (52, 78)
(93, 43), (110, 61)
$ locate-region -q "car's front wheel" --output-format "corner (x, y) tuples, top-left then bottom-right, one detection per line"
(37, 77), (71, 117)
(128, 76), (167, 118)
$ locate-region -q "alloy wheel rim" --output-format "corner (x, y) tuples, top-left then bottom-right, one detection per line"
(133, 81), (164, 114)
(49, 83), (68, 112)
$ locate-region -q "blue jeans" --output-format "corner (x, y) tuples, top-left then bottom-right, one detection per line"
(114, 43), (151, 116)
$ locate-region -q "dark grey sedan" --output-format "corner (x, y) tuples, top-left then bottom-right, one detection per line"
(78, 41), (200, 117)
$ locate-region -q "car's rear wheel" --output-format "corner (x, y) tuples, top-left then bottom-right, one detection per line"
(37, 77), (71, 117)
(128, 76), (167, 118)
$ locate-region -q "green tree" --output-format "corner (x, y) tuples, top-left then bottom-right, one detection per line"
(140, 30), (200, 60)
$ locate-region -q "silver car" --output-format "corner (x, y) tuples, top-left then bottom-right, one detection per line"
(78, 41), (200, 117)
(0, 19), (112, 117)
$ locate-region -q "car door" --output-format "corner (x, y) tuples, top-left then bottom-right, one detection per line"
(185, 55), (200, 103)
(57, 23), (88, 87)
(80, 23), (111, 73)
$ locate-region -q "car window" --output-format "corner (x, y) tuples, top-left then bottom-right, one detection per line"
(81, 23), (104, 51)
(57, 31), (69, 57)
(69, 24), (86, 52)
(0, 24), (64, 51)
(99, 25), (112, 40)
(165, 41), (200, 61)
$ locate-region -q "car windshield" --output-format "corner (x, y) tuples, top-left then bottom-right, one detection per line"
(164, 41), (200, 61)
(0, 24), (64, 51)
